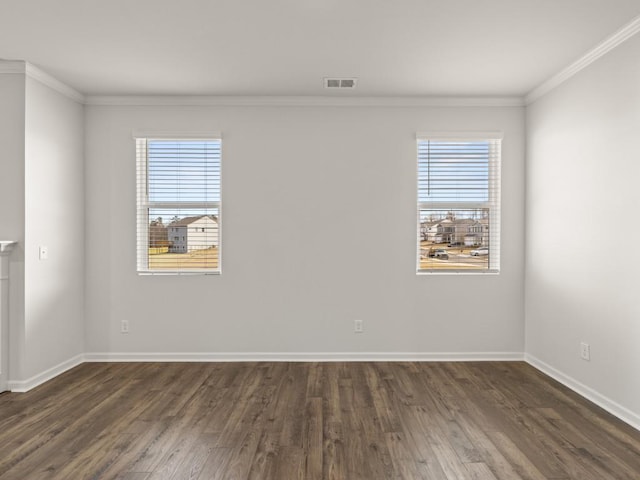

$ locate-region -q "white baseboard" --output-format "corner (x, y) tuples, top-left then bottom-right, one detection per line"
(84, 351), (524, 362)
(8, 353), (85, 393)
(525, 354), (640, 432)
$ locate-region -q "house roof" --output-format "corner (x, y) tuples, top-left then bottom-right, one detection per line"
(169, 215), (218, 227)
(425, 218), (481, 227)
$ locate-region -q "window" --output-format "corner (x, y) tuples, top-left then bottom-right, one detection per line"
(417, 133), (501, 273)
(136, 135), (221, 274)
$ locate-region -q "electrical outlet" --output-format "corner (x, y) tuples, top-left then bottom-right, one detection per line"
(580, 342), (590, 361)
(39, 246), (48, 260)
(121, 320), (129, 334)
(354, 319), (364, 333)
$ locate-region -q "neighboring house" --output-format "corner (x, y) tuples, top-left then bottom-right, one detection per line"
(422, 220), (445, 243)
(149, 218), (169, 247)
(422, 212), (489, 246)
(419, 221), (431, 241)
(478, 216), (489, 245)
(168, 215), (219, 253)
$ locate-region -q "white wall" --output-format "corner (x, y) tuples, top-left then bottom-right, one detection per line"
(22, 76), (85, 379)
(85, 104), (525, 357)
(526, 34), (640, 424)
(0, 70), (26, 380)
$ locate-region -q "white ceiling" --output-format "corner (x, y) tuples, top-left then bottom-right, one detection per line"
(1, 0), (639, 97)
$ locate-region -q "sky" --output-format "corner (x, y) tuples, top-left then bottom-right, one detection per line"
(418, 140), (490, 203)
(146, 140), (221, 224)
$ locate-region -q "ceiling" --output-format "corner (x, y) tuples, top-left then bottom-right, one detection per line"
(1, 0), (639, 97)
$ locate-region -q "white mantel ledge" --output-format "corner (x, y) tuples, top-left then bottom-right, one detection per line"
(0, 241), (16, 254)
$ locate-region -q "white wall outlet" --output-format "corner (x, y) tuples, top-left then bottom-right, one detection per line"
(580, 342), (590, 361)
(39, 246), (48, 260)
(354, 319), (364, 333)
(121, 320), (129, 334)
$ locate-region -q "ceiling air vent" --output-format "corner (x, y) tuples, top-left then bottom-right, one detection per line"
(324, 77), (358, 89)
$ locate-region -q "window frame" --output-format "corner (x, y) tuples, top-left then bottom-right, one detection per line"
(135, 132), (222, 275)
(416, 131), (502, 275)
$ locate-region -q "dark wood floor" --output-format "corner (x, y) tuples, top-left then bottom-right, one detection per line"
(0, 362), (639, 479)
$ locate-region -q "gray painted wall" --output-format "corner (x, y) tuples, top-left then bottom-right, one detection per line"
(84, 104), (525, 356)
(23, 76), (85, 379)
(526, 33), (640, 423)
(0, 64), (84, 384)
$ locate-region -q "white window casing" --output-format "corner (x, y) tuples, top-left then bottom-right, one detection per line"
(416, 132), (502, 274)
(135, 134), (222, 275)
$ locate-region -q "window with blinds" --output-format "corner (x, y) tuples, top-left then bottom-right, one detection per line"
(417, 134), (501, 273)
(136, 136), (221, 274)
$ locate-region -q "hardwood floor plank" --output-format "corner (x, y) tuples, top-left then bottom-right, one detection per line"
(116, 473), (151, 480)
(277, 365), (307, 448)
(573, 446), (640, 480)
(215, 428), (263, 480)
(0, 361), (638, 480)
(193, 447), (232, 479)
(162, 434), (214, 480)
(349, 405), (397, 478)
(523, 408), (609, 480)
(303, 397), (323, 480)
(272, 446), (304, 480)
(451, 412), (527, 480)
(86, 419), (170, 479)
(137, 372), (257, 474)
(396, 407), (450, 480)
(485, 430), (550, 480)
(364, 364), (403, 433)
(305, 362), (324, 398)
(464, 368), (570, 478)
(0, 377), (148, 478)
(141, 388), (220, 479)
(246, 431), (280, 480)
(428, 434), (474, 480)
(464, 462), (499, 480)
(384, 432), (429, 480)
(0, 365), (124, 457)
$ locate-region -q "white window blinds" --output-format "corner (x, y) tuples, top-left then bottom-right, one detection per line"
(417, 135), (501, 273)
(136, 136), (221, 274)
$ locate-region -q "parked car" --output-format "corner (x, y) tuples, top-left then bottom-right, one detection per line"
(470, 247), (489, 256)
(429, 248), (449, 260)
(447, 242), (462, 247)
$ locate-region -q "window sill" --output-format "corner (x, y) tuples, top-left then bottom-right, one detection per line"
(138, 270), (221, 276)
(417, 269), (500, 275)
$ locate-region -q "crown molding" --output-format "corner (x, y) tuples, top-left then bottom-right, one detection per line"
(0, 60), (85, 103)
(25, 63), (85, 103)
(0, 59), (27, 74)
(526, 14), (640, 105)
(85, 95), (524, 108)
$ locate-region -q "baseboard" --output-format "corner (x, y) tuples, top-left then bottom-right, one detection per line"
(84, 351), (525, 362)
(525, 354), (640, 432)
(8, 353), (85, 393)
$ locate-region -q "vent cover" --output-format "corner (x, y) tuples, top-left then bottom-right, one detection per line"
(324, 77), (358, 89)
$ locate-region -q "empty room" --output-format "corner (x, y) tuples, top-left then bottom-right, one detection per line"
(1, 1), (640, 478)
